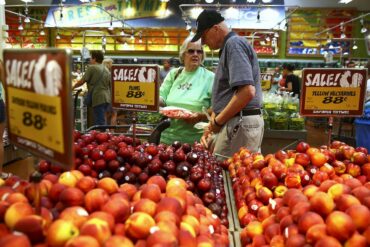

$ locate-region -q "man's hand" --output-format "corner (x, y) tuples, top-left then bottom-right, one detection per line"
(184, 112), (204, 124)
(209, 116), (223, 133)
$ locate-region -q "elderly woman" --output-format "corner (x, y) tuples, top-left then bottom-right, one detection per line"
(159, 35), (215, 145)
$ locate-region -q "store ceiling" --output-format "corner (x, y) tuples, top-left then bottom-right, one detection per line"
(5, 0), (370, 10)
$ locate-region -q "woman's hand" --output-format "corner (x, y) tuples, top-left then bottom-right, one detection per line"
(200, 126), (211, 149)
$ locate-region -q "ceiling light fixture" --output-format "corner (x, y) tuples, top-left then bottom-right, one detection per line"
(360, 19), (367, 33)
(338, 0), (352, 4)
(56, 32), (61, 40)
(352, 41), (358, 50)
(256, 9), (261, 23)
(40, 29), (45, 35)
(139, 32), (143, 43)
(59, 0), (64, 21)
(120, 29), (125, 36)
(18, 15), (23, 30)
(205, 0), (214, 3)
(130, 30), (134, 39)
(108, 17), (114, 30)
(274, 32), (279, 38)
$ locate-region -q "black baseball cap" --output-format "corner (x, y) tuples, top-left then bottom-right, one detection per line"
(191, 10), (225, 42)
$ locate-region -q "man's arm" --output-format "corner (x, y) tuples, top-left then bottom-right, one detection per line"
(210, 84), (255, 133)
(72, 78), (86, 90)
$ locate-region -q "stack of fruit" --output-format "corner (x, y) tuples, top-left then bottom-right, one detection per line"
(37, 130), (229, 226)
(0, 173), (229, 246)
(226, 141), (370, 246)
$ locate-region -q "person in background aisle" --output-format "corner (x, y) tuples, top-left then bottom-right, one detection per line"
(269, 66), (282, 94)
(73, 51), (111, 126)
(102, 58), (117, 127)
(159, 59), (173, 85)
(193, 10), (264, 157)
(0, 60), (11, 179)
(159, 35), (214, 145)
(280, 63), (301, 98)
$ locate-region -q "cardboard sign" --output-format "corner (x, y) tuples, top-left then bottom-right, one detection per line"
(111, 65), (159, 112)
(3, 49), (74, 169)
(261, 73), (273, 90)
(300, 68), (368, 117)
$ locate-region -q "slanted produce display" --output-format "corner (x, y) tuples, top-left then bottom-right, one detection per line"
(226, 141), (369, 246)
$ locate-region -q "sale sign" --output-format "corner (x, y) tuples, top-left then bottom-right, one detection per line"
(3, 49), (74, 169)
(260, 73), (273, 91)
(112, 65), (159, 112)
(300, 68), (368, 117)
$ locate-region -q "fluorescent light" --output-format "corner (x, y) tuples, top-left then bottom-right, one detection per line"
(352, 42), (358, 50)
(338, 0), (352, 4)
(120, 30), (125, 36)
(40, 29), (45, 35)
(24, 16), (30, 23)
(18, 24), (23, 30)
(190, 7), (203, 19)
(205, 0), (214, 3)
(56, 33), (61, 39)
(225, 7), (240, 20)
(21, 0), (34, 2)
(340, 32), (346, 38)
(0, 0), (6, 5)
(361, 26), (367, 33)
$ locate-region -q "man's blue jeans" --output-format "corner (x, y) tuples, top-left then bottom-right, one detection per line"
(93, 103), (109, 126)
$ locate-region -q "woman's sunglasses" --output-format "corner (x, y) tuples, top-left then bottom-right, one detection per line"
(187, 49), (203, 55)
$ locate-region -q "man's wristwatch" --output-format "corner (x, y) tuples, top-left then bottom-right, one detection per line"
(213, 117), (223, 127)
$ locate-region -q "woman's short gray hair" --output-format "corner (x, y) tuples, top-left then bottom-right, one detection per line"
(103, 58), (113, 69)
(179, 35), (206, 64)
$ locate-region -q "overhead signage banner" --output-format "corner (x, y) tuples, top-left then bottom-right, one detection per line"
(3, 49), (74, 169)
(46, 0), (285, 29)
(300, 68), (368, 117)
(112, 64), (159, 112)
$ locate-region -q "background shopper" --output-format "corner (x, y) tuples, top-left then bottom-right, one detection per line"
(0, 60), (10, 179)
(159, 36), (214, 145)
(73, 51), (111, 126)
(192, 10), (264, 157)
(159, 59), (173, 85)
(281, 63), (301, 98)
(102, 58), (117, 127)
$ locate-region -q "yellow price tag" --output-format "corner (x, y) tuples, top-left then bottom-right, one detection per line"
(304, 87), (360, 110)
(7, 87), (64, 153)
(114, 81), (155, 106)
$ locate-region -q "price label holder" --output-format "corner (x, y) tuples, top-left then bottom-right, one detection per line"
(300, 68), (368, 145)
(3, 49), (74, 169)
(260, 73), (273, 91)
(111, 64), (160, 144)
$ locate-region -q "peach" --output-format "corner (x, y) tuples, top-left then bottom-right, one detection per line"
(80, 218), (111, 245)
(310, 152), (327, 167)
(319, 180), (337, 192)
(156, 197), (184, 217)
(65, 235), (100, 247)
(285, 234), (306, 247)
(166, 177), (188, 190)
(179, 229), (197, 247)
(13, 215), (46, 244)
(125, 212), (156, 239)
(276, 206), (291, 221)
(118, 183), (137, 200)
(351, 186), (370, 203)
(75, 176), (96, 193)
(104, 236), (134, 247)
(133, 198), (157, 216)
(48, 183), (67, 203)
(97, 177), (118, 195)
(84, 188), (110, 213)
(298, 211), (324, 234)
(269, 235), (285, 247)
(315, 236), (342, 247)
(147, 175), (167, 192)
(147, 229), (178, 246)
(113, 223), (125, 235)
(345, 232), (367, 247)
(89, 211), (115, 232)
(141, 183), (162, 203)
(344, 178), (363, 189)
(155, 210), (180, 225)
(264, 223), (280, 243)
(302, 184), (319, 199)
(4, 202), (34, 229)
(336, 194), (361, 211)
(46, 219), (79, 247)
(257, 206), (271, 222)
(245, 221), (263, 239)
(309, 191), (335, 216)
(102, 197), (130, 223)
(291, 201), (311, 222)
(305, 223), (327, 244)
(326, 211), (356, 241)
(273, 185), (288, 198)
(182, 215), (200, 236)
(59, 206), (89, 228)
(157, 220), (179, 237)
(0, 223), (10, 237)
(4, 192), (28, 204)
(256, 186), (273, 204)
(327, 183), (351, 200)
(345, 204), (370, 231)
(0, 234), (32, 247)
(59, 187), (85, 207)
(58, 171), (79, 187)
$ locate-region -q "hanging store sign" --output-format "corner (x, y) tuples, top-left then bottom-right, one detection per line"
(3, 49), (74, 169)
(46, 0), (168, 27)
(112, 64), (159, 112)
(260, 73), (273, 90)
(300, 68), (368, 117)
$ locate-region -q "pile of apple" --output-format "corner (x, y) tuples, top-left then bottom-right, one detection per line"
(37, 130), (229, 225)
(225, 141), (370, 246)
(239, 182), (370, 246)
(0, 172), (230, 246)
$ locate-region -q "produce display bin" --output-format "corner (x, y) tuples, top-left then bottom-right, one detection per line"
(222, 170), (236, 232)
(261, 129), (307, 155)
(223, 170), (242, 231)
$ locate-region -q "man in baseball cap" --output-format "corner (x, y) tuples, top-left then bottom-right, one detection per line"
(191, 10), (225, 43)
(196, 9), (264, 159)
